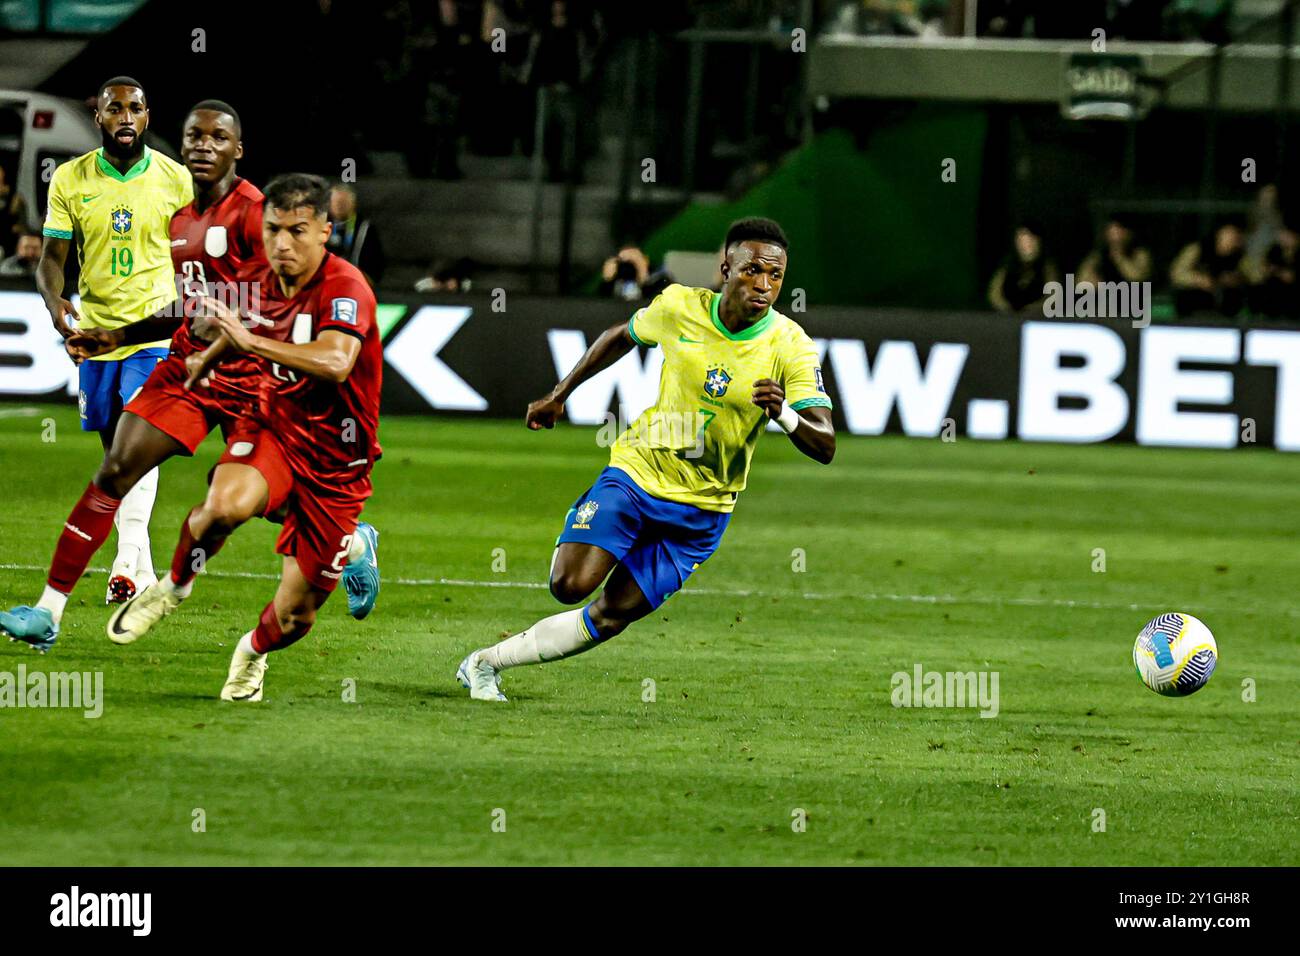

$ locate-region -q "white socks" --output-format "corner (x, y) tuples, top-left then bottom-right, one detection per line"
(115, 466), (158, 577)
(161, 575), (193, 600)
(347, 532), (366, 562)
(482, 607), (598, 670)
(235, 631), (260, 658)
(36, 585), (69, 624)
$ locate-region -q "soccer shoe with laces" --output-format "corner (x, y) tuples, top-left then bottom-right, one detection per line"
(106, 581), (181, 645)
(456, 650), (508, 702)
(0, 606), (59, 654)
(220, 644), (268, 702)
(342, 522), (381, 620)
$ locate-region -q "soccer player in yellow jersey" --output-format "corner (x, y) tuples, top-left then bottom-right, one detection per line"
(37, 76), (192, 603)
(458, 218), (835, 701)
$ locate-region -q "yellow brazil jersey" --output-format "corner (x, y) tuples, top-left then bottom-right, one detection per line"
(610, 284), (832, 513)
(42, 146), (193, 360)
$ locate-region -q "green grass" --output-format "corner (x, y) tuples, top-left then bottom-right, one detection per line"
(0, 404), (1296, 866)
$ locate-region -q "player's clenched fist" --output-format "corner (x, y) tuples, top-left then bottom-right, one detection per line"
(526, 393), (566, 430)
(751, 378), (785, 418)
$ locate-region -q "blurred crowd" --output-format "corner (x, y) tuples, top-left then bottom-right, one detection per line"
(0, 164), (37, 277)
(819, 0), (1238, 42)
(988, 185), (1300, 320)
(358, 0), (607, 181)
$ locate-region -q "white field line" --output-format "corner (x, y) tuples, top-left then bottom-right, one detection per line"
(0, 407), (42, 419)
(0, 562), (1230, 614)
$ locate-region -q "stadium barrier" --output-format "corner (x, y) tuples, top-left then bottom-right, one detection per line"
(2, 284), (1298, 451)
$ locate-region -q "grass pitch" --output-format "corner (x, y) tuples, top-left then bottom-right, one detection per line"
(0, 404), (1296, 866)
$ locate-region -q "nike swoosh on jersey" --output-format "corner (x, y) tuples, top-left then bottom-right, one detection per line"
(81, 195), (100, 203)
(678, 335), (704, 344)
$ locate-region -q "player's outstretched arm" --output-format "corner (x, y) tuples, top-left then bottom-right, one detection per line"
(526, 320), (637, 429)
(35, 236), (79, 340)
(65, 309), (187, 361)
(751, 378), (835, 464)
(200, 296), (361, 384)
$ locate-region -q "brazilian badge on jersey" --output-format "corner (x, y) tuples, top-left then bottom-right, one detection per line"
(110, 205), (133, 235)
(703, 366), (732, 399)
(573, 500), (599, 529)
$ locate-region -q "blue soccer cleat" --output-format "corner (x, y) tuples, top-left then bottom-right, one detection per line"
(342, 522), (381, 620)
(0, 606), (59, 654)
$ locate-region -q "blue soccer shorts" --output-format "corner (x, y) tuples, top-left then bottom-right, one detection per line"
(77, 347), (169, 433)
(556, 466), (731, 610)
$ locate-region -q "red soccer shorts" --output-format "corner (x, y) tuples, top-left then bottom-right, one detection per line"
(274, 473), (372, 593)
(124, 353), (257, 454)
(215, 425), (294, 519)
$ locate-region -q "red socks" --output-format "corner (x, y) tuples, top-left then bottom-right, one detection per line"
(46, 482), (122, 594)
(168, 509), (228, 588)
(251, 601), (311, 654)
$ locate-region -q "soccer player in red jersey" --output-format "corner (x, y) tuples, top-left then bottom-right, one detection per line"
(107, 174), (383, 702)
(1, 101), (266, 651)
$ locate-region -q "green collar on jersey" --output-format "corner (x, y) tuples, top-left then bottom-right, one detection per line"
(710, 291), (774, 341)
(95, 146), (152, 182)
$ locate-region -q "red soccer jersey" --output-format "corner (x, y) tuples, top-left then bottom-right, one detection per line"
(250, 253), (382, 482)
(169, 178), (267, 395)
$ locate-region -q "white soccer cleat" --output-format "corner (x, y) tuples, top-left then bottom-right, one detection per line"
(105, 581), (182, 645)
(220, 644), (268, 702)
(456, 650), (507, 702)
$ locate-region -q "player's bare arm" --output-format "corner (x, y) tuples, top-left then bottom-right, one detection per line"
(35, 235), (79, 342)
(751, 378), (835, 464)
(65, 312), (189, 361)
(209, 302), (360, 383)
(526, 320), (637, 429)
(181, 332), (232, 390)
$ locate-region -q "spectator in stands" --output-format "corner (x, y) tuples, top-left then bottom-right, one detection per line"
(415, 256), (478, 293)
(1078, 217), (1152, 286)
(401, 0), (479, 179)
(0, 230), (40, 278)
(1171, 220), (1249, 317)
(521, 1), (605, 182)
(824, 0), (949, 38)
(599, 243), (672, 301)
(977, 0), (1029, 37)
(326, 185), (386, 286)
(1249, 224), (1300, 319)
(988, 223), (1059, 314)
(0, 165), (29, 257)
(1245, 183), (1284, 267)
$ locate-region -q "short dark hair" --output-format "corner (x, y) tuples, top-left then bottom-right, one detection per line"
(263, 173), (331, 218)
(724, 217), (788, 253)
(98, 76), (145, 100)
(188, 99), (241, 137)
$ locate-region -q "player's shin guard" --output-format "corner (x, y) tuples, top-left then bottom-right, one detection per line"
(115, 466), (157, 576)
(46, 482), (123, 596)
(168, 509), (226, 590)
(481, 605), (602, 670)
(250, 601), (310, 654)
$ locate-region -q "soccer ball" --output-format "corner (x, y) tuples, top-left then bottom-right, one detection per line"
(1133, 612), (1218, 697)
